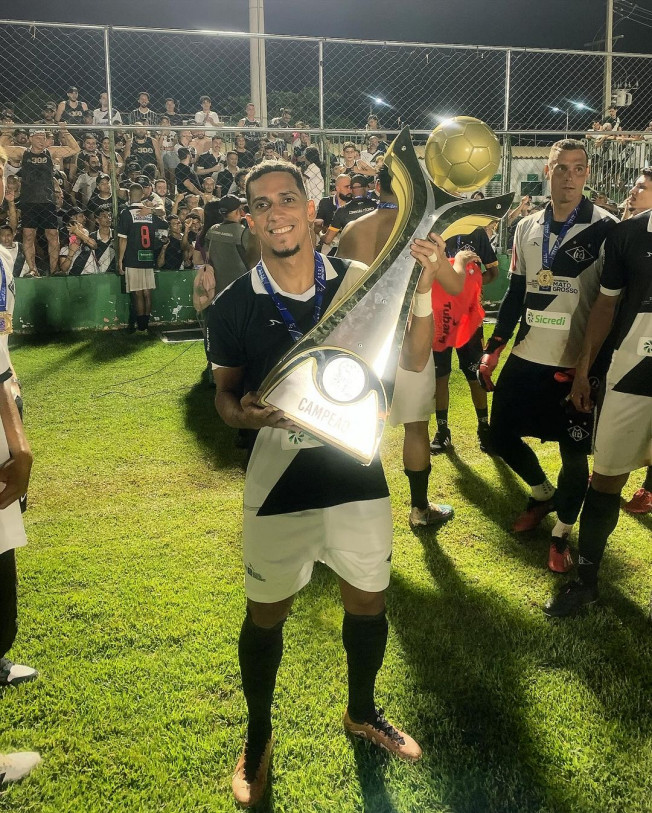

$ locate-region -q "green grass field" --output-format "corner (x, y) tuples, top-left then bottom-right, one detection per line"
(0, 331), (650, 813)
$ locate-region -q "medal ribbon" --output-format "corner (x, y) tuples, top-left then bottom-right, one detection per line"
(0, 255), (7, 311)
(542, 202), (581, 270)
(256, 251), (326, 343)
(377, 202), (398, 210)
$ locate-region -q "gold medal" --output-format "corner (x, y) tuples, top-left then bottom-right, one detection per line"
(0, 311), (13, 335)
(537, 268), (554, 288)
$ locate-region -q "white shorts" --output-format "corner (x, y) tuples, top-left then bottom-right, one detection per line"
(593, 387), (652, 476)
(242, 498), (392, 603)
(388, 354), (436, 427)
(125, 266), (156, 293)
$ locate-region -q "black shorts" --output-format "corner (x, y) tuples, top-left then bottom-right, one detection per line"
(21, 202), (58, 231)
(491, 354), (596, 454)
(432, 327), (484, 381)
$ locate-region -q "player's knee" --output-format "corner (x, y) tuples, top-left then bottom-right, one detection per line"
(591, 471), (628, 494)
(247, 597), (293, 629)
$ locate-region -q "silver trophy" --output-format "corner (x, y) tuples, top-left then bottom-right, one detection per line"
(258, 127), (513, 464)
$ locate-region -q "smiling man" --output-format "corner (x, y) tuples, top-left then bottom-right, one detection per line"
(478, 139), (617, 572)
(205, 161), (451, 807)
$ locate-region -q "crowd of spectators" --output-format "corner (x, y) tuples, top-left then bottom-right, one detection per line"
(0, 88), (391, 280)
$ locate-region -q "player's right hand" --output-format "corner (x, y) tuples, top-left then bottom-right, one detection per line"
(240, 391), (300, 431)
(477, 337), (505, 392)
(118, 264), (125, 276)
(570, 373), (594, 413)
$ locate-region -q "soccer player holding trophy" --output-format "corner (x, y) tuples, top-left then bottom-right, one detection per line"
(206, 125), (511, 806)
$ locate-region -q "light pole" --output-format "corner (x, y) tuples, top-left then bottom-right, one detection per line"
(551, 102), (591, 136)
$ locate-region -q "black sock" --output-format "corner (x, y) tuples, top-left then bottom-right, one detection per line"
(342, 610), (388, 723)
(577, 487), (621, 587)
(643, 466), (652, 492)
(136, 314), (147, 331)
(435, 410), (448, 433)
(404, 465), (430, 510)
(475, 407), (489, 425)
(238, 610), (284, 748)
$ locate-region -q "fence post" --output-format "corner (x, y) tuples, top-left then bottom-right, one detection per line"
(318, 39), (325, 131)
(503, 49), (511, 133)
(103, 26), (121, 275)
(500, 133), (512, 253)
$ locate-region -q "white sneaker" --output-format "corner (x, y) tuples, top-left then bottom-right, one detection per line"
(0, 752), (41, 784)
(0, 658), (38, 686)
(409, 502), (455, 528)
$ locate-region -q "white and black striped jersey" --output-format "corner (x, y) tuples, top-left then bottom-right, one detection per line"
(510, 198), (617, 367)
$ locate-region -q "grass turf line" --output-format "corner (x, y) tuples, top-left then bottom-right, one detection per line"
(0, 332), (650, 813)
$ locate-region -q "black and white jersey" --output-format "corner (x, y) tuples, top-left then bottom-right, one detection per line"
(600, 210), (652, 397)
(86, 194), (113, 219)
(91, 229), (115, 273)
(445, 227), (498, 269)
(130, 137), (157, 169)
(510, 198), (616, 367)
(128, 109), (158, 127)
(330, 197), (378, 232)
(21, 148), (55, 204)
(117, 204), (168, 268)
(60, 100), (86, 124)
(206, 254), (389, 514)
(316, 195), (341, 230)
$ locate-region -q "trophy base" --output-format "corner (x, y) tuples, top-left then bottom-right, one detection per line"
(259, 348), (388, 466)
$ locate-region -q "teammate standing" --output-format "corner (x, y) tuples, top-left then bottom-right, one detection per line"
(206, 161), (450, 806)
(117, 184), (168, 333)
(478, 140), (616, 572)
(337, 165), (457, 527)
(544, 201), (652, 615)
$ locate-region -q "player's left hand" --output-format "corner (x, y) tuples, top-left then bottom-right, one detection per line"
(570, 372), (594, 413)
(411, 232), (446, 292)
(0, 450), (32, 510)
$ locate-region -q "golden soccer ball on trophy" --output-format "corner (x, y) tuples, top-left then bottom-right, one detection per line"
(425, 116), (501, 194)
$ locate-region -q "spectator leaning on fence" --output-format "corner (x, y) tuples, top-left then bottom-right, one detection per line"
(238, 102), (261, 155)
(90, 209), (115, 273)
(162, 98), (183, 127)
(58, 209), (98, 276)
(4, 124), (80, 277)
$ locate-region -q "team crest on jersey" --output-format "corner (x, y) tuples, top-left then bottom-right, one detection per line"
(565, 245), (593, 263)
(568, 424), (589, 442)
(245, 562), (265, 582)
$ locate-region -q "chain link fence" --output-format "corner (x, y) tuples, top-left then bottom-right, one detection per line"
(3, 18), (652, 276)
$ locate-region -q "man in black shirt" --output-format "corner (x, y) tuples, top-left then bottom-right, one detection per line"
(156, 214), (184, 270)
(315, 174), (353, 233)
(55, 86), (88, 125)
(4, 124), (80, 276)
(174, 148), (202, 196)
(320, 174), (377, 250)
(544, 208), (652, 616)
(125, 125), (163, 177)
(206, 161), (446, 806)
(86, 173), (114, 230)
(117, 183), (168, 332)
(216, 151), (240, 196)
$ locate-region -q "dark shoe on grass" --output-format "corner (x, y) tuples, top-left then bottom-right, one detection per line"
(430, 429), (453, 455)
(543, 579), (598, 618)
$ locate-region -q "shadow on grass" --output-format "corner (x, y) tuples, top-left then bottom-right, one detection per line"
(387, 532), (652, 813)
(447, 452), (550, 571)
(182, 381), (248, 472)
(349, 740), (399, 813)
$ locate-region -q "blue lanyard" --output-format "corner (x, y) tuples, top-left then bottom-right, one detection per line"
(256, 252), (326, 343)
(377, 202), (398, 210)
(0, 256), (8, 311)
(542, 203), (580, 270)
